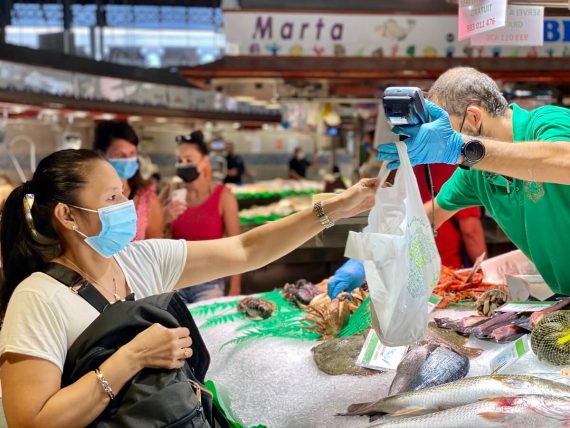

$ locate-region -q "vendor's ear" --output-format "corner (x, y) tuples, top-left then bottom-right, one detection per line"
(465, 105), (484, 130)
(53, 203), (78, 231)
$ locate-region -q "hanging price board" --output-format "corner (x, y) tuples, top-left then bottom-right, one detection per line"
(458, 0), (507, 41)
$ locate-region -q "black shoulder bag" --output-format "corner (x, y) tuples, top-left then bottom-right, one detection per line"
(44, 262), (228, 428)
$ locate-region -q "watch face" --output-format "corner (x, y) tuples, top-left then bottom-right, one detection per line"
(465, 140), (485, 162)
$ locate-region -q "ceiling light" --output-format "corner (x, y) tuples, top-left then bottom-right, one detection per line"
(72, 111), (89, 118)
(96, 113), (116, 120)
(234, 96), (256, 102)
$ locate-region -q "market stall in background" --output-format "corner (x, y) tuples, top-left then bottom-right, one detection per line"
(2, 1), (570, 427)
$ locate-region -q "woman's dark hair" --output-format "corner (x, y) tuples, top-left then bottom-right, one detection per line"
(176, 130), (209, 156)
(93, 120), (146, 199)
(93, 120), (139, 152)
(0, 149), (104, 319)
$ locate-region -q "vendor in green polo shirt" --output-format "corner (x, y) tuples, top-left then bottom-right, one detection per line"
(327, 67), (570, 299)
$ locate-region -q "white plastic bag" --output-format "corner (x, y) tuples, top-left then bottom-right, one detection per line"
(345, 142), (441, 346)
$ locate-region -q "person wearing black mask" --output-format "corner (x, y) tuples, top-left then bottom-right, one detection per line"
(289, 147), (316, 180)
(163, 131), (241, 302)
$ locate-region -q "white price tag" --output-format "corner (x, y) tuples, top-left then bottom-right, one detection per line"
(471, 6), (544, 46)
(356, 330), (408, 371)
(497, 300), (555, 313)
(490, 335), (531, 373)
(458, 0), (507, 41)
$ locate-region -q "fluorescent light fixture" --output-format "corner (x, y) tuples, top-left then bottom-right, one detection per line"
(72, 111), (89, 118)
(96, 113), (116, 120)
(234, 96), (256, 102)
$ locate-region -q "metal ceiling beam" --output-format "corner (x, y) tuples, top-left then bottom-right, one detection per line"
(0, 88), (281, 124)
(180, 56), (570, 83)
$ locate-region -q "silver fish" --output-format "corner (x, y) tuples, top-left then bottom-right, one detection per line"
(388, 343), (469, 395)
(345, 375), (570, 417)
(371, 395), (570, 427)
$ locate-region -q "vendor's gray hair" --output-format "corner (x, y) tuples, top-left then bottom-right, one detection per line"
(428, 67), (508, 117)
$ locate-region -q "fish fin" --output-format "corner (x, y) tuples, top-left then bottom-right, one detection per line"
(478, 412), (509, 422)
(345, 402), (386, 416)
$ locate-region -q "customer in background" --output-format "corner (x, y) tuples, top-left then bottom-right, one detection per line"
(359, 131), (383, 178)
(323, 165), (348, 193)
(359, 130), (375, 166)
(414, 164), (486, 268)
(94, 121), (163, 240)
(224, 142), (254, 185)
(163, 131), (241, 301)
(289, 147), (316, 180)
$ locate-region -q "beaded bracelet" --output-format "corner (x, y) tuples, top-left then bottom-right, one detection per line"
(95, 368), (115, 400)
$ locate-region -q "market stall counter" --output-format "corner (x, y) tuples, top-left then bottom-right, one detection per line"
(189, 266), (570, 427)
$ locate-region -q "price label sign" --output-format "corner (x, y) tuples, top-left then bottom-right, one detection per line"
(470, 6), (544, 46)
(458, 0), (507, 41)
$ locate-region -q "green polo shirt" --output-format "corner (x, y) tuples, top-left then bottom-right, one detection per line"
(437, 103), (570, 295)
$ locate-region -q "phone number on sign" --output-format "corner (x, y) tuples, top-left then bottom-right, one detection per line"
(467, 17), (496, 32)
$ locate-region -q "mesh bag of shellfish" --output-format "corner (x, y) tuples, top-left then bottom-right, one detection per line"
(531, 310), (570, 366)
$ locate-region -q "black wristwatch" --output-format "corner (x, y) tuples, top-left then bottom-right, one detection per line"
(458, 139), (486, 170)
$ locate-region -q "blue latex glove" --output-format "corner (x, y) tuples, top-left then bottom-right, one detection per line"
(377, 100), (464, 170)
(327, 259), (366, 299)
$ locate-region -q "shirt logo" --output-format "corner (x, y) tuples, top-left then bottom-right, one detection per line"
(524, 181), (545, 202)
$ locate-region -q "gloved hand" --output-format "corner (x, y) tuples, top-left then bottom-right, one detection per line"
(327, 259), (366, 299)
(377, 100), (464, 169)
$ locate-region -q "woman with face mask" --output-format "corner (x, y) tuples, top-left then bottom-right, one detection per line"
(163, 130), (241, 302)
(94, 120), (164, 240)
(0, 149), (377, 427)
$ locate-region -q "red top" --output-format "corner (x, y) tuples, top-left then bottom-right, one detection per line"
(414, 164), (481, 269)
(171, 184), (226, 241)
(133, 184), (157, 241)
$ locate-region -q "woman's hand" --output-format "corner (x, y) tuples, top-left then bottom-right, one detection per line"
(327, 178), (379, 221)
(164, 200), (187, 224)
(122, 324), (192, 370)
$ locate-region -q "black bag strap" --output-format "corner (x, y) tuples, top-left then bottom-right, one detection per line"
(43, 262), (133, 313)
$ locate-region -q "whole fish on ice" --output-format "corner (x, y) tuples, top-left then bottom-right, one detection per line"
(344, 375), (570, 417)
(371, 395), (570, 427)
(388, 342), (469, 395)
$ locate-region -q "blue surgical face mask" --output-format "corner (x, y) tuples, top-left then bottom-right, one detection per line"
(109, 157), (139, 180)
(71, 200), (137, 258)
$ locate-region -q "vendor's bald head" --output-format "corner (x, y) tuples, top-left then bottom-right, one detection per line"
(428, 67), (509, 136)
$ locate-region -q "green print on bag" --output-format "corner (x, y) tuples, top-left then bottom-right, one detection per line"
(407, 217), (438, 298)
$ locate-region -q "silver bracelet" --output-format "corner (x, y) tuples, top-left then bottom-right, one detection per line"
(313, 201), (335, 229)
(95, 368), (115, 400)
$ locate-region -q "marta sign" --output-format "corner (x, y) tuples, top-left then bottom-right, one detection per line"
(252, 16), (344, 42)
(224, 11), (570, 58)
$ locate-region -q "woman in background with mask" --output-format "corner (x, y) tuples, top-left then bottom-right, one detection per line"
(94, 120), (164, 240)
(0, 149), (377, 427)
(163, 130), (241, 302)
